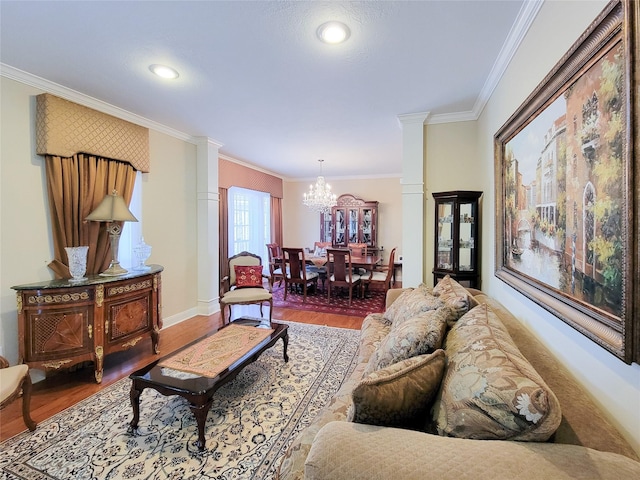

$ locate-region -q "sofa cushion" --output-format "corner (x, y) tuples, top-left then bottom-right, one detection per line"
(365, 307), (452, 373)
(432, 303), (562, 441)
(348, 350), (446, 428)
(432, 275), (478, 321)
(382, 284), (444, 326)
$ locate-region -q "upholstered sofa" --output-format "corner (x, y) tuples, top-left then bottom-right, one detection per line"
(277, 278), (640, 480)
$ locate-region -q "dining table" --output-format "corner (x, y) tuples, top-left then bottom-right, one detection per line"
(306, 253), (382, 294)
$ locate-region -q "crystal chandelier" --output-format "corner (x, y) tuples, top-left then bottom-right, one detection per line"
(303, 159), (337, 214)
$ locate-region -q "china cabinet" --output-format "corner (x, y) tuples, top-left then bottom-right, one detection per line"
(320, 194), (378, 250)
(433, 191), (482, 288)
(12, 265), (163, 383)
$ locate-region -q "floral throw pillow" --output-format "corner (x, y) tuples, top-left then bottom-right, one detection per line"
(382, 284), (444, 326)
(234, 265), (263, 288)
(365, 307), (453, 374)
(432, 303), (561, 441)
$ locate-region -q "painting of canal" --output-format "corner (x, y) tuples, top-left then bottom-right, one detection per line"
(502, 40), (626, 319)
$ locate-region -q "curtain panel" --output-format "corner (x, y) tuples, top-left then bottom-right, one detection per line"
(46, 154), (136, 278)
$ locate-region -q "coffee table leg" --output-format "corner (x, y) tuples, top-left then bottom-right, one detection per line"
(190, 400), (214, 451)
(282, 331), (289, 362)
(128, 382), (143, 433)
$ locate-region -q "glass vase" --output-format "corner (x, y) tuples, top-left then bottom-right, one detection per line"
(133, 237), (152, 271)
(65, 246), (89, 282)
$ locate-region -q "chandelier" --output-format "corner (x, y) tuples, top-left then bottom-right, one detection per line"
(303, 159), (337, 214)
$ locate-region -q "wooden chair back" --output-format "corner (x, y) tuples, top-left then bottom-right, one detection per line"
(348, 243), (368, 257)
(228, 251), (263, 288)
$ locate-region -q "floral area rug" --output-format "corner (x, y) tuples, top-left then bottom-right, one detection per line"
(0, 321), (360, 480)
(271, 283), (385, 316)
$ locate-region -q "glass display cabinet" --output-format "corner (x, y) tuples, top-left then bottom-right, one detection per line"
(432, 191), (482, 288)
(320, 194), (378, 250)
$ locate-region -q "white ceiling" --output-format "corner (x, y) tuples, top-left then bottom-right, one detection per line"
(0, 0), (536, 180)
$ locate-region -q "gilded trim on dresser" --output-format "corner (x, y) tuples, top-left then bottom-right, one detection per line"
(16, 293), (22, 314)
(96, 285), (104, 307)
(28, 292), (90, 305)
(107, 279), (152, 296)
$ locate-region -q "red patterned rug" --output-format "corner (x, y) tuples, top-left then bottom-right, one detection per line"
(271, 284), (386, 317)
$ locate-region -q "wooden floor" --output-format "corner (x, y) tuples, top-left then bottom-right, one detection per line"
(0, 305), (366, 442)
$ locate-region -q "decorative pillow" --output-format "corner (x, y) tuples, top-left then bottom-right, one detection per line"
(234, 265), (263, 288)
(432, 275), (478, 321)
(382, 284), (444, 326)
(348, 350), (446, 428)
(432, 303), (562, 441)
(365, 307), (453, 374)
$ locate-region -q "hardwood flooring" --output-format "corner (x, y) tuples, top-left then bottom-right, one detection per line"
(0, 305), (366, 442)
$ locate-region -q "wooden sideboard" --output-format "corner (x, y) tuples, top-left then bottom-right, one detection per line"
(12, 265), (163, 383)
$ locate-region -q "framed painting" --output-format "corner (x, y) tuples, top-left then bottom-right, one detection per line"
(494, 0), (639, 363)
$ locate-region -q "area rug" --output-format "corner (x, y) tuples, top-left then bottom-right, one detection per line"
(271, 284), (385, 316)
(0, 321), (360, 480)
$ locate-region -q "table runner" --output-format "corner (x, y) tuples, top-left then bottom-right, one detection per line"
(159, 324), (274, 378)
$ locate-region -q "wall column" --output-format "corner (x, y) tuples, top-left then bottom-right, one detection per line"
(397, 112), (429, 287)
(196, 137), (223, 315)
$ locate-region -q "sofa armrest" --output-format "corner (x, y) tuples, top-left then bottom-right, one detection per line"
(385, 288), (408, 309)
(305, 422), (640, 480)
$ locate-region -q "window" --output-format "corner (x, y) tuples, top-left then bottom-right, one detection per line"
(120, 171), (143, 269)
(228, 186), (271, 265)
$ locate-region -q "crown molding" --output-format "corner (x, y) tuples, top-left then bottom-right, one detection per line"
(426, 0), (543, 125)
(472, 0), (543, 119)
(0, 63), (214, 145)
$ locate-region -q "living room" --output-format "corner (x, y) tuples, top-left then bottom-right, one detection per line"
(1, 0), (638, 470)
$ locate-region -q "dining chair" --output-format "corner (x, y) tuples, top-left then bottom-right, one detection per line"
(266, 243), (284, 289)
(364, 247), (396, 297)
(282, 247), (319, 303)
(0, 356), (36, 431)
(348, 242), (369, 275)
(326, 248), (362, 306)
(219, 251), (273, 325)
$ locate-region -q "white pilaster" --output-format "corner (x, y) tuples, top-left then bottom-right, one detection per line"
(397, 112), (430, 287)
(196, 137), (223, 315)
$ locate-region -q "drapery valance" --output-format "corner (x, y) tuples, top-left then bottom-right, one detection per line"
(219, 158), (283, 198)
(36, 93), (150, 172)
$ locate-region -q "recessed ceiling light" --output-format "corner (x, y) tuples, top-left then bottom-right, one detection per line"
(149, 64), (180, 79)
(317, 21), (350, 44)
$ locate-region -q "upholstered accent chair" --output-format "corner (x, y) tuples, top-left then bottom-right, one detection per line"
(266, 243), (284, 289)
(326, 248), (362, 306)
(282, 247), (319, 303)
(364, 247), (396, 296)
(219, 251), (272, 325)
(0, 356), (36, 431)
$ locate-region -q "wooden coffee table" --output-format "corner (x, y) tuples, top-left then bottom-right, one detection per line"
(128, 317), (289, 450)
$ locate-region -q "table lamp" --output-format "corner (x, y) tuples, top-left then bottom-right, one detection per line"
(86, 190), (138, 276)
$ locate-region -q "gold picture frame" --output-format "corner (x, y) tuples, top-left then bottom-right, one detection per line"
(494, 0), (639, 363)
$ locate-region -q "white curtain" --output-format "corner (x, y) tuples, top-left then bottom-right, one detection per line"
(228, 186), (271, 266)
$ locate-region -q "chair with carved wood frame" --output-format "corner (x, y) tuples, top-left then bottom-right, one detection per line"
(0, 356), (36, 431)
(364, 247), (396, 297)
(219, 251), (273, 325)
(326, 248), (362, 306)
(266, 243), (284, 289)
(282, 247), (319, 303)
(348, 242), (369, 275)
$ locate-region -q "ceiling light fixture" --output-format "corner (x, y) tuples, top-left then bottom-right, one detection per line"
(149, 64), (180, 79)
(316, 21), (350, 44)
(303, 159), (337, 214)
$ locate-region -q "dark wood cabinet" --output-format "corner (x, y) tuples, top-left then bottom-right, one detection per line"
(12, 265), (163, 383)
(433, 191), (482, 288)
(320, 194), (378, 250)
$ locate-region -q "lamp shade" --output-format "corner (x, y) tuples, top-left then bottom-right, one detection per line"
(86, 190), (138, 222)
